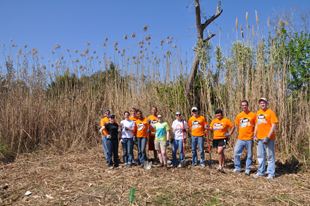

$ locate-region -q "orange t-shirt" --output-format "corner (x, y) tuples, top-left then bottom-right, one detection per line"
(234, 111), (256, 140)
(255, 108), (279, 140)
(188, 115), (207, 137)
(129, 116), (139, 136)
(147, 115), (158, 136)
(210, 118), (234, 139)
(100, 117), (118, 136)
(135, 118), (149, 138)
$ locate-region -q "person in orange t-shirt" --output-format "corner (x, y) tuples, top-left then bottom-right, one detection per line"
(209, 109), (235, 171)
(231, 100), (256, 175)
(129, 108), (139, 165)
(135, 110), (149, 167)
(252, 98), (279, 180)
(147, 107), (158, 163)
(188, 107), (208, 167)
(100, 109), (118, 162)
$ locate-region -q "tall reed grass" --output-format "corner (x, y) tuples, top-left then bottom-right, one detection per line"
(0, 23), (309, 161)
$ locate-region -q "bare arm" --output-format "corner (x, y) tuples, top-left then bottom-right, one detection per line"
(254, 124), (258, 136)
(99, 126), (106, 134)
(229, 125), (235, 136)
(267, 123), (277, 138)
(166, 130), (170, 141)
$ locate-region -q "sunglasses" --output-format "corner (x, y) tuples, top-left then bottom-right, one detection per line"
(157, 116), (163, 119)
(175, 114), (181, 116)
(110, 117), (115, 119)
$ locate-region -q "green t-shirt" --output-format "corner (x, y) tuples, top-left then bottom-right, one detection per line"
(154, 122), (170, 141)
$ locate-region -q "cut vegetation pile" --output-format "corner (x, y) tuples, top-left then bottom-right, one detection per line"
(0, 146), (309, 205)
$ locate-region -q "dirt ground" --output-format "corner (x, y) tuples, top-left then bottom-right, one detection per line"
(0, 144), (309, 206)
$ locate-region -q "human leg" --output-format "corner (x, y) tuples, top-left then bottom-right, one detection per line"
(244, 140), (253, 171)
(172, 139), (178, 166)
(106, 140), (113, 167)
(266, 140), (275, 177)
(102, 136), (109, 161)
(140, 137), (147, 165)
(256, 140), (266, 176)
(112, 139), (119, 167)
(127, 138), (133, 164)
(179, 139), (185, 163)
(197, 136), (205, 165)
(217, 146), (225, 166)
(233, 140), (245, 171)
(191, 136), (198, 165)
(122, 139), (128, 164)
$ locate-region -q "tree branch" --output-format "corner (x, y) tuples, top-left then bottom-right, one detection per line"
(201, 1), (223, 31)
(203, 33), (216, 42)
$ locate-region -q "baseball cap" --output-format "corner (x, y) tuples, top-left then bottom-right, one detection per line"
(258, 98), (267, 103)
(104, 109), (110, 113)
(175, 111), (181, 115)
(215, 108), (223, 114)
(109, 113), (115, 118)
(191, 107), (198, 112)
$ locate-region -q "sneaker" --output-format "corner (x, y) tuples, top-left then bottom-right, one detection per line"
(200, 164), (206, 168)
(230, 169), (241, 174)
(170, 164), (176, 168)
(132, 160), (136, 164)
(108, 166), (113, 169)
(153, 160), (159, 165)
(115, 165), (122, 169)
(252, 173), (265, 179)
(245, 170), (250, 176)
(163, 164), (167, 170)
(217, 166), (222, 171)
(124, 163), (128, 166)
(178, 163), (182, 168)
(167, 160), (172, 164)
(267, 175), (275, 180)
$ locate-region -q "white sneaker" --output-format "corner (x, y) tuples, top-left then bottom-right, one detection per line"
(245, 170), (250, 176)
(167, 160), (172, 164)
(267, 175), (275, 180)
(217, 166), (222, 171)
(178, 163), (182, 168)
(230, 169), (241, 174)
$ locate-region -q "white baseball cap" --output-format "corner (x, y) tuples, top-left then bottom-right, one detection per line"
(191, 107), (198, 112)
(258, 98), (267, 103)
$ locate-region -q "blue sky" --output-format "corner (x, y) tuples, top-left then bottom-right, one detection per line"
(1, 0), (309, 72)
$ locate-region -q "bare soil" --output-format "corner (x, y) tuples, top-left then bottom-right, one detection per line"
(0, 145), (309, 206)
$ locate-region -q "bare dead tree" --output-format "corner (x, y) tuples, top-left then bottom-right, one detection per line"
(186, 0), (223, 102)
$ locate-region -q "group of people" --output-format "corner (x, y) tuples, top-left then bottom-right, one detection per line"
(99, 98), (278, 180)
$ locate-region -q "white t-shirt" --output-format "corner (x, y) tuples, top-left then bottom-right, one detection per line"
(120, 120), (135, 138)
(172, 120), (188, 140)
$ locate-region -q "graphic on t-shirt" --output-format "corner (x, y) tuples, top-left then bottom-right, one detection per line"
(240, 118), (251, 128)
(213, 123), (224, 130)
(151, 120), (158, 128)
(192, 121), (202, 130)
(257, 114), (267, 124)
(137, 123), (145, 131)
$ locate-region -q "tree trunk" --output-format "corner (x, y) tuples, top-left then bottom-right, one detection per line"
(186, 0), (223, 103)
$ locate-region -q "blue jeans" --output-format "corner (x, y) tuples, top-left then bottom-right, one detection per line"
(122, 138), (133, 164)
(172, 139), (186, 166)
(137, 137), (147, 165)
(191, 135), (205, 165)
(234, 139), (253, 171)
(257, 139), (275, 176)
(102, 136), (108, 161)
(106, 139), (119, 167)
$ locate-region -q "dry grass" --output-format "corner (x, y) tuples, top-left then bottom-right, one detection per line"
(0, 145), (309, 205)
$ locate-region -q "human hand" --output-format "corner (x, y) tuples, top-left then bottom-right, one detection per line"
(224, 132), (230, 137)
(263, 137), (270, 144)
(253, 136), (258, 144)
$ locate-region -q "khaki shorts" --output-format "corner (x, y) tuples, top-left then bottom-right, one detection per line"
(154, 140), (167, 151)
